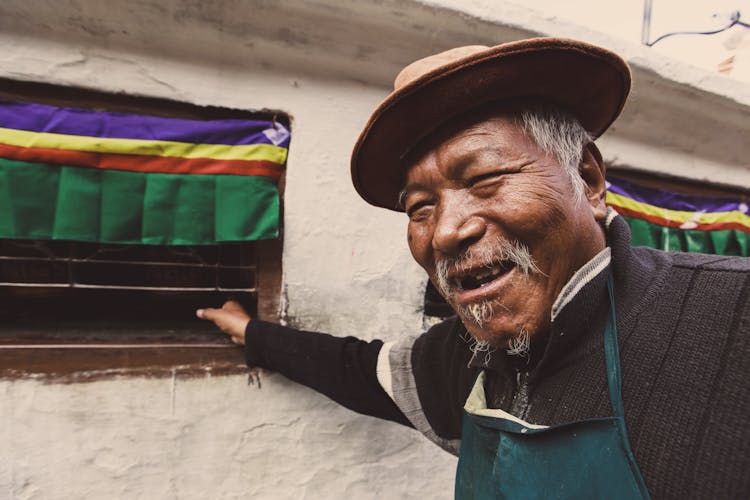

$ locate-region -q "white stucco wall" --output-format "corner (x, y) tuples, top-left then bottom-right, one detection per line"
(3, 373), (454, 500)
(1, 1), (748, 499)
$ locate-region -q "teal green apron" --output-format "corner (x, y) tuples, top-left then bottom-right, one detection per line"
(455, 275), (650, 499)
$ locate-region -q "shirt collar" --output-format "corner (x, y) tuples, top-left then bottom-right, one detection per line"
(550, 246), (610, 321)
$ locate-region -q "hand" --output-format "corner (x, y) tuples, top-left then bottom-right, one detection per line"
(196, 300), (251, 345)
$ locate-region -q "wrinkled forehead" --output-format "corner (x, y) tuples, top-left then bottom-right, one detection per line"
(397, 107), (534, 208)
(401, 105), (533, 184)
(402, 101), (533, 173)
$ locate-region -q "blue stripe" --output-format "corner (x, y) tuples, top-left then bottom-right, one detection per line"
(0, 99), (290, 148)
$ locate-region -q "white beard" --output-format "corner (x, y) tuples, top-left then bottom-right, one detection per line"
(434, 237), (538, 360)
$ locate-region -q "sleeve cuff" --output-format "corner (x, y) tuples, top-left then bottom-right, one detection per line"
(244, 319), (271, 367)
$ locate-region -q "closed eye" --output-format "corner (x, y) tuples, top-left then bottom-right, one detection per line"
(468, 171), (504, 187)
(406, 201), (433, 220)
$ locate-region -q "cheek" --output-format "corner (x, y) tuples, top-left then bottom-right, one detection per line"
(493, 182), (571, 240)
(406, 223), (433, 270)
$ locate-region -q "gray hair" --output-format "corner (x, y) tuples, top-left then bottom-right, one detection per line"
(518, 105), (591, 202)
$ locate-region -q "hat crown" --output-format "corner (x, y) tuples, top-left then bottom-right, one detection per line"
(394, 45), (490, 90)
(353, 37), (632, 210)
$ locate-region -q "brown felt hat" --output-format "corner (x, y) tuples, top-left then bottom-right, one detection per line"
(350, 37), (631, 211)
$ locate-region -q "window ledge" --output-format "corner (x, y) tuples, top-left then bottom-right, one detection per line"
(0, 344), (248, 382)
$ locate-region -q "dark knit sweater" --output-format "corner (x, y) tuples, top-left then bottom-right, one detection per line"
(245, 216), (750, 499)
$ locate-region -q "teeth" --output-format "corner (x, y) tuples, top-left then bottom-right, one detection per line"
(473, 266), (501, 281)
(455, 265), (505, 290)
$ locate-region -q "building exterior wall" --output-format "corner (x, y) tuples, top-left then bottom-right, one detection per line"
(1, 1), (748, 499)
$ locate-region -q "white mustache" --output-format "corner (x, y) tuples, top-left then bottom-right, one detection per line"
(433, 238), (537, 358)
(434, 237), (538, 299)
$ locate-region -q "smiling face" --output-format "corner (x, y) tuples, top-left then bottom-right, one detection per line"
(402, 110), (608, 347)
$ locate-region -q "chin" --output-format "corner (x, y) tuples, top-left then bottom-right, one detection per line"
(457, 301), (546, 351)
(459, 313), (516, 349)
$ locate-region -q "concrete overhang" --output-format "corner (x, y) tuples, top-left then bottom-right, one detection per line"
(0, 0), (748, 188)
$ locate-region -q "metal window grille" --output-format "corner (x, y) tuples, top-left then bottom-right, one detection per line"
(0, 239), (261, 347)
(0, 239), (256, 292)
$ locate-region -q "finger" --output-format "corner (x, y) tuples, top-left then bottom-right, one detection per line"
(196, 307), (216, 320)
(196, 305), (249, 341)
(196, 307), (232, 330)
(196, 307), (232, 323)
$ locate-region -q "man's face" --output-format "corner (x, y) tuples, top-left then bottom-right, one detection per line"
(402, 113), (607, 347)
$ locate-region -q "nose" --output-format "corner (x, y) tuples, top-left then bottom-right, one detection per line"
(432, 197), (486, 256)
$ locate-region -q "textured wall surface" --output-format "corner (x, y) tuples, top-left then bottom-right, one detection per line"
(0, 1), (748, 499)
(0, 2), (450, 498)
(1, 374), (457, 500)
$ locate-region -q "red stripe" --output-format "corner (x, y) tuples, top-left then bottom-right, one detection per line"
(609, 203), (750, 233)
(0, 143), (282, 179)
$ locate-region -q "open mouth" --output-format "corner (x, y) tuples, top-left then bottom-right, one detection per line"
(455, 262), (514, 291)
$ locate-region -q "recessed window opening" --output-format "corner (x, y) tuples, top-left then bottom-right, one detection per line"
(0, 80), (288, 353)
(0, 240), (258, 342)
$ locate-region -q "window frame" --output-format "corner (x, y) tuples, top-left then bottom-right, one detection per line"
(0, 78), (287, 380)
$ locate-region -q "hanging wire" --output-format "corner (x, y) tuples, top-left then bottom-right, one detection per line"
(644, 10), (749, 47)
(642, 0), (653, 45)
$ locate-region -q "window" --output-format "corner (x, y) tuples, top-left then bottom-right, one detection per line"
(0, 79), (288, 379)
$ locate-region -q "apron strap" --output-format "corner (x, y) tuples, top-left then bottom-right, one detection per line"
(604, 273), (650, 498)
(604, 273), (625, 419)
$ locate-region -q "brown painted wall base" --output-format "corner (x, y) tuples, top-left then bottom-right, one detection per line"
(0, 345), (249, 382)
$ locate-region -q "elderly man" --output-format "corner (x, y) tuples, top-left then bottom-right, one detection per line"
(198, 38), (750, 499)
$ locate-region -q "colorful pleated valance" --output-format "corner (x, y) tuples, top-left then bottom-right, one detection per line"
(606, 176), (749, 256)
(0, 99), (289, 245)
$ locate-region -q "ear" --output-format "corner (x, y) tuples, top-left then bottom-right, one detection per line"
(578, 143), (608, 220)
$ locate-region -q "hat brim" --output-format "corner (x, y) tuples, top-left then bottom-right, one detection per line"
(350, 37), (631, 211)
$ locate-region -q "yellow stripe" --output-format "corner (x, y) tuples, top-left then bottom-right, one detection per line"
(0, 127), (288, 163)
(606, 191), (750, 229)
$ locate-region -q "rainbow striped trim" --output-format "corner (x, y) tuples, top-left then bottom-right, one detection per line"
(0, 99), (289, 244)
(606, 176), (749, 256)
(606, 177), (750, 233)
(0, 99), (289, 179)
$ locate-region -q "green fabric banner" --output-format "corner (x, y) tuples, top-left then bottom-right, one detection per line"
(0, 158), (279, 245)
(623, 215), (748, 257)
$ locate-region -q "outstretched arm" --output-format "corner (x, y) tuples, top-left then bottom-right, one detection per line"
(196, 301), (411, 426)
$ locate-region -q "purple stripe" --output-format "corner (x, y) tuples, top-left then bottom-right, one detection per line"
(607, 176), (747, 214)
(0, 99), (290, 148)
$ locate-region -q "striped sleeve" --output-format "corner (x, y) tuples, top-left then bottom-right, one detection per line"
(243, 318), (474, 453)
(244, 320), (410, 426)
(376, 318), (477, 455)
